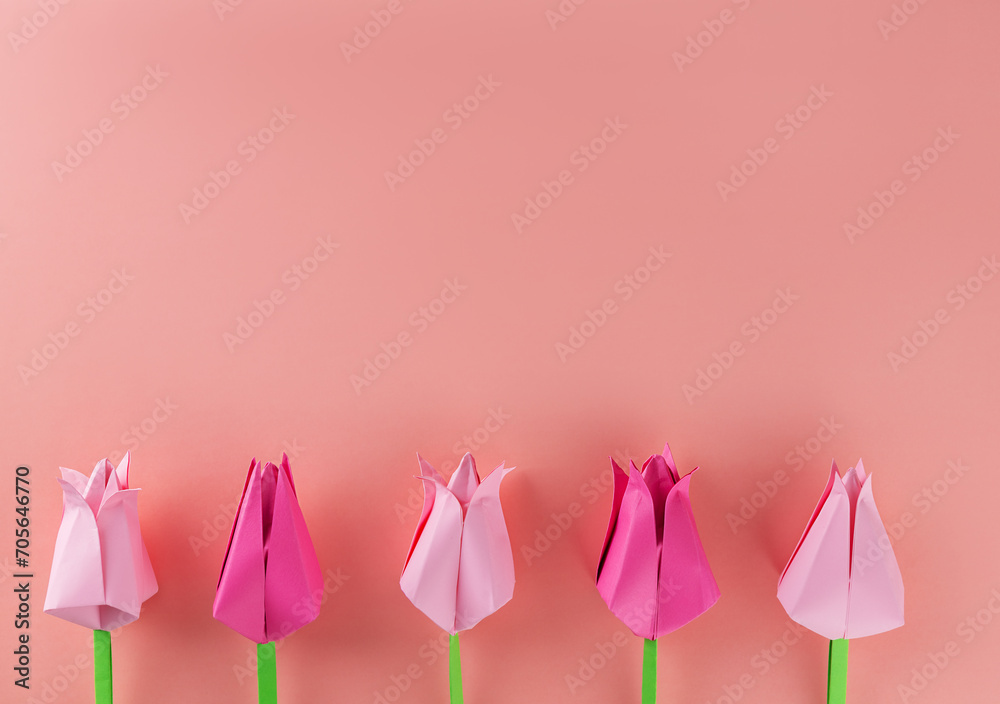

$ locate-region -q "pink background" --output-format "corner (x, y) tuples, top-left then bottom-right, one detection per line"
(2, 0), (999, 702)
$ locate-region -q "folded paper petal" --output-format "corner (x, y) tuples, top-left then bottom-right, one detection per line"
(777, 465), (851, 640)
(262, 459), (324, 640)
(44, 452), (157, 630)
(642, 455), (675, 544)
(400, 453), (515, 634)
(846, 477), (905, 638)
(44, 481), (107, 629)
(455, 464), (515, 632)
(597, 447), (719, 640)
(656, 471), (721, 636)
(400, 479), (463, 632)
(214, 455), (322, 643)
(95, 489), (148, 630)
(597, 459), (630, 578)
(448, 453), (480, 510)
(777, 460), (904, 640)
(596, 462), (659, 639)
(214, 460), (267, 642)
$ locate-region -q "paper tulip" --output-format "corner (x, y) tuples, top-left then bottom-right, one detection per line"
(214, 454), (323, 704)
(596, 444), (719, 704)
(597, 445), (720, 638)
(777, 459), (904, 704)
(400, 452), (515, 703)
(44, 452), (157, 704)
(777, 459), (904, 639)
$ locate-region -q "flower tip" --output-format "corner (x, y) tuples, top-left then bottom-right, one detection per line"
(662, 441), (677, 466)
(492, 461), (514, 477)
(853, 457), (868, 484)
(115, 452), (131, 488)
(457, 452), (478, 474)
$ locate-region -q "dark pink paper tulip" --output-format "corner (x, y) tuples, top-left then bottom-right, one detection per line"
(213, 454), (323, 643)
(596, 444), (720, 640)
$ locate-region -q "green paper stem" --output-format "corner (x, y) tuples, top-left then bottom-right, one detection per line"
(449, 633), (464, 704)
(642, 638), (657, 704)
(94, 630), (112, 704)
(827, 639), (848, 704)
(257, 642), (277, 704)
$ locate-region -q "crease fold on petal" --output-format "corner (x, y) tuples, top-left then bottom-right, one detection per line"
(656, 470), (720, 638)
(597, 458), (630, 578)
(596, 462), (659, 640)
(455, 463), (515, 632)
(448, 452), (480, 512)
(45, 456), (156, 631)
(846, 473), (905, 639)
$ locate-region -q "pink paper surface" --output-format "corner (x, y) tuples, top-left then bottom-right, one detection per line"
(596, 445), (720, 639)
(43, 453), (158, 630)
(3, 0), (999, 700)
(213, 454), (323, 643)
(778, 460), (905, 640)
(400, 453), (515, 634)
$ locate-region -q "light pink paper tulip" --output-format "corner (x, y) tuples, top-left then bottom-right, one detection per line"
(44, 452), (158, 630)
(777, 459), (905, 640)
(400, 453), (515, 634)
(596, 444), (720, 640)
(213, 454), (323, 643)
